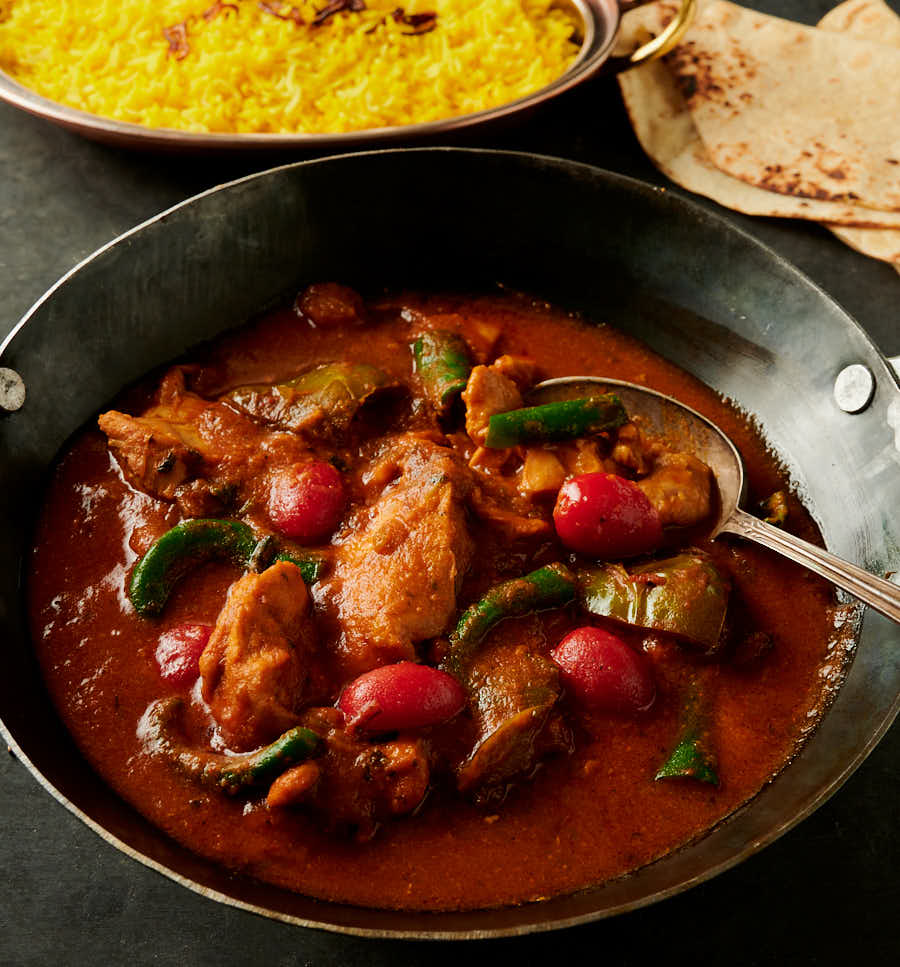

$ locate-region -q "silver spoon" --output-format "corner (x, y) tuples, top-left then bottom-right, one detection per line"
(530, 376), (900, 625)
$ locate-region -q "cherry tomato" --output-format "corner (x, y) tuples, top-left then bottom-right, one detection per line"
(268, 460), (345, 543)
(553, 472), (662, 559)
(337, 662), (466, 734)
(551, 626), (656, 714)
(155, 623), (213, 687)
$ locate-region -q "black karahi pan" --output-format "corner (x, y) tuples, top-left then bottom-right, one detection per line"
(1, 149), (898, 938)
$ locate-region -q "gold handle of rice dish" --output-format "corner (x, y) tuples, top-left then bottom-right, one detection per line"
(628, 0), (696, 66)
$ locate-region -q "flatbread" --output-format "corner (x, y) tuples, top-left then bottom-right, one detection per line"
(666, 1), (900, 212)
(617, 3), (900, 227)
(819, 1), (900, 268)
(827, 223), (900, 265)
(818, 0), (900, 45)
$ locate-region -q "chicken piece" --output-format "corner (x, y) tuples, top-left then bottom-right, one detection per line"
(610, 421), (660, 476)
(277, 707), (430, 840)
(518, 448), (567, 498)
(610, 421), (713, 528)
(199, 561), (320, 752)
(637, 451), (713, 527)
(492, 354), (538, 389)
(97, 409), (203, 500)
(467, 445), (517, 476)
(319, 436), (474, 679)
(99, 369), (212, 499)
(462, 355), (536, 447)
(99, 368), (309, 514)
(266, 762), (322, 808)
(462, 365), (522, 447)
(557, 438), (617, 477)
(470, 477), (552, 539)
(295, 282), (366, 328)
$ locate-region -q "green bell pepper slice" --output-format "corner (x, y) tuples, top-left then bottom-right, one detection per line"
(442, 562), (577, 677)
(228, 361), (396, 435)
(142, 697), (322, 795)
(655, 686), (719, 786)
(484, 394), (627, 449)
(129, 518), (324, 618)
(412, 330), (473, 413)
(578, 552), (729, 653)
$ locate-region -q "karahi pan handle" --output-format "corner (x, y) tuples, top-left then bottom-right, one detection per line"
(617, 0), (696, 67)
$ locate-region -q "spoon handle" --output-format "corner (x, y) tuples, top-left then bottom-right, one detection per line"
(721, 509), (900, 624)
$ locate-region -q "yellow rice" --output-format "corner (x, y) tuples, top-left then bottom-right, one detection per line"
(0, 0), (581, 134)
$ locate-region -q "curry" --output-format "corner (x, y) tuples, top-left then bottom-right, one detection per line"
(28, 287), (844, 911)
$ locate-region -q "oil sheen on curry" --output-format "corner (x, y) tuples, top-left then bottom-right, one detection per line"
(29, 286), (844, 912)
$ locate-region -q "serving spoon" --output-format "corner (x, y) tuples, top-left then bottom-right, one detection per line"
(530, 376), (900, 625)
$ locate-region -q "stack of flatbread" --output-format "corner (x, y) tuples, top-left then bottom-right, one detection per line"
(618, 0), (900, 274)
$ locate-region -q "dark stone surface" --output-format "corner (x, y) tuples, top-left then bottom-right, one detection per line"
(1, 2), (898, 964)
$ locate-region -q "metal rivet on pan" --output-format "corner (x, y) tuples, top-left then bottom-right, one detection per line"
(0, 368), (25, 413)
(834, 364), (875, 414)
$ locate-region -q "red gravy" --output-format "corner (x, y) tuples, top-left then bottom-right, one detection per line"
(28, 292), (842, 911)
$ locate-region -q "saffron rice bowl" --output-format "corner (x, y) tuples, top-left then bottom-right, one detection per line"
(0, 0), (582, 134)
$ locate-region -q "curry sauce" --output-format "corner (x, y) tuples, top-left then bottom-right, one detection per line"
(28, 291), (842, 911)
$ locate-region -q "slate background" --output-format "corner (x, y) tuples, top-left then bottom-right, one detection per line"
(1, 1), (898, 963)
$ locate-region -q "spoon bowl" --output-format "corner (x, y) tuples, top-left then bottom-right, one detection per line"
(531, 376), (900, 624)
